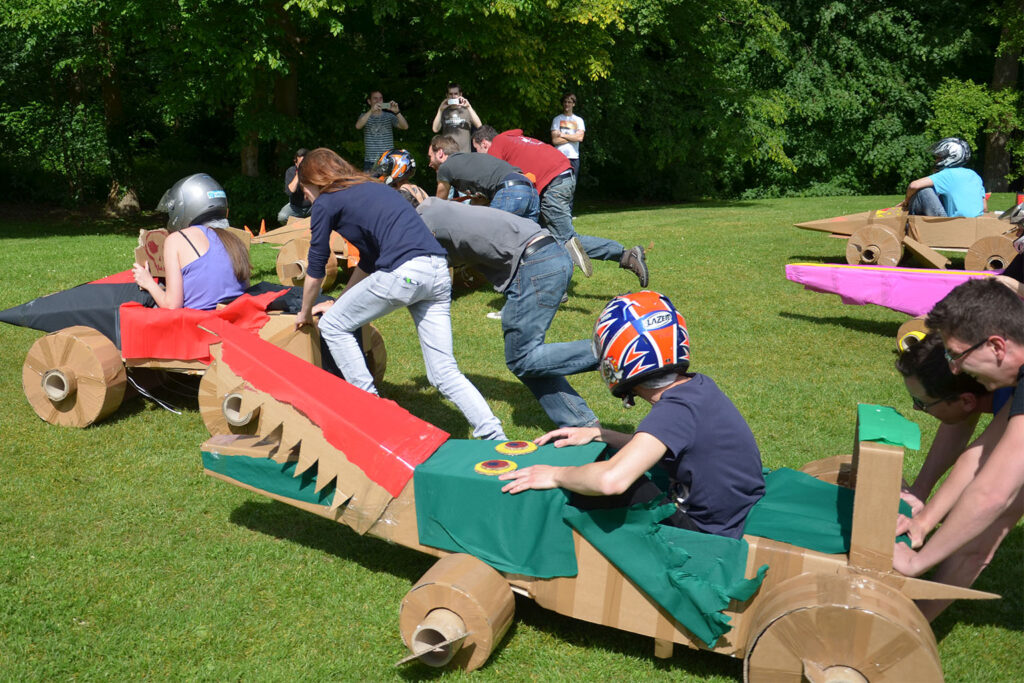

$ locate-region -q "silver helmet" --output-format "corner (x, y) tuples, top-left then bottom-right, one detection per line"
(929, 137), (971, 169)
(156, 173), (228, 231)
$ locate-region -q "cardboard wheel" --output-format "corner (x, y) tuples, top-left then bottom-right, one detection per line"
(743, 574), (942, 682)
(22, 326), (126, 427)
(896, 316), (929, 353)
(964, 235), (1016, 272)
(276, 238), (338, 291)
(361, 324), (387, 387)
(399, 554), (514, 671)
(198, 358), (260, 437)
(846, 226), (903, 266)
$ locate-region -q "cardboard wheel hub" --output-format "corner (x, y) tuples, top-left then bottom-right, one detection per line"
(400, 554), (514, 671)
(199, 358), (259, 437)
(22, 326), (126, 428)
(965, 235), (1016, 272)
(846, 226), (903, 266)
(743, 573), (941, 682)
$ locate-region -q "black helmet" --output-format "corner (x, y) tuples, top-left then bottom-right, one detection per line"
(156, 173), (228, 231)
(929, 138), (971, 169)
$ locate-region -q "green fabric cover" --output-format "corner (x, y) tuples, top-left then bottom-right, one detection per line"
(858, 403), (921, 450)
(202, 451), (336, 507)
(563, 500), (768, 648)
(744, 467), (913, 553)
(413, 439), (606, 578)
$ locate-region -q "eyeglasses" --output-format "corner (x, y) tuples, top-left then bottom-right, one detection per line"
(943, 338), (988, 364)
(912, 394), (954, 412)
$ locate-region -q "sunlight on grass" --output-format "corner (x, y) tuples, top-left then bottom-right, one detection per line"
(0, 195), (1020, 680)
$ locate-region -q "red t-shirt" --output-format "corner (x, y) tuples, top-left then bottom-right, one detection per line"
(488, 129), (571, 193)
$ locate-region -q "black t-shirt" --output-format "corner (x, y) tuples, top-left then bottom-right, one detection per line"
(284, 166), (311, 211)
(441, 105), (473, 154)
(437, 153), (520, 197)
(636, 374), (765, 538)
(1003, 253), (1023, 283)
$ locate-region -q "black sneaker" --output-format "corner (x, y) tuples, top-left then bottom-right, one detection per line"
(619, 246), (649, 288)
(566, 236), (593, 277)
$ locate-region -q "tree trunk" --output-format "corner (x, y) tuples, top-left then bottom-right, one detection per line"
(983, 3), (1024, 192)
(241, 129), (260, 177)
(94, 21), (139, 215)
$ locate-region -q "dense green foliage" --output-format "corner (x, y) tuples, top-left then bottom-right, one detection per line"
(0, 1), (1021, 222)
(1, 195), (1022, 679)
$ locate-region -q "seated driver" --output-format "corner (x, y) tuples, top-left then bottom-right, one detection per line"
(500, 291), (765, 539)
(902, 137), (986, 218)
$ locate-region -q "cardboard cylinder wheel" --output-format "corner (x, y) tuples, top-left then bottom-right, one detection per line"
(846, 227), (903, 267)
(361, 324), (387, 388)
(22, 326), (126, 427)
(399, 554), (514, 671)
(896, 316), (929, 353)
(743, 573), (942, 682)
(276, 238), (338, 291)
(198, 359), (259, 437)
(964, 235), (1017, 272)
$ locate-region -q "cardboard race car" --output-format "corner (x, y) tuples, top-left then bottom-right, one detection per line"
(197, 316), (997, 680)
(795, 204), (1018, 271)
(0, 228), (384, 428)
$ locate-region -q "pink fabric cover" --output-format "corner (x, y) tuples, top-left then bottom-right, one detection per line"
(785, 263), (988, 317)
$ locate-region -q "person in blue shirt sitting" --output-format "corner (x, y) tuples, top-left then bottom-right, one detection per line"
(902, 137), (986, 217)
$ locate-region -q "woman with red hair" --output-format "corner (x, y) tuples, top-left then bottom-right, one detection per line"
(294, 148), (505, 440)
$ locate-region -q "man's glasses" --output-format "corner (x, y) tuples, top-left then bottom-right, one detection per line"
(943, 338), (987, 364)
(912, 394), (953, 411)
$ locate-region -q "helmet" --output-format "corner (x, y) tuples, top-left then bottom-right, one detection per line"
(371, 149), (416, 186)
(592, 291), (690, 398)
(929, 137), (971, 169)
(156, 173), (228, 232)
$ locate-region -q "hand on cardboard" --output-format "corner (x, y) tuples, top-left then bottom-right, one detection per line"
(499, 464), (559, 494)
(294, 309), (314, 329)
(132, 261), (157, 290)
(892, 541), (923, 577)
(311, 300), (334, 317)
(534, 426), (601, 448)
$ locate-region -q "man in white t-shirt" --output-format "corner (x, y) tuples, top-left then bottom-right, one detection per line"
(551, 93), (585, 178)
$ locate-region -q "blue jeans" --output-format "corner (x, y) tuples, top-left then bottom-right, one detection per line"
(502, 241), (599, 427)
(491, 183), (540, 223)
(908, 187), (948, 217)
(318, 254), (505, 440)
(277, 203), (311, 225)
(540, 174), (623, 261)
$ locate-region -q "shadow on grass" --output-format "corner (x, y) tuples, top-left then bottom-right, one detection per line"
(785, 254), (849, 265)
(0, 205), (163, 239)
(778, 311), (902, 340)
(931, 524), (1024, 641)
(577, 198), (761, 216)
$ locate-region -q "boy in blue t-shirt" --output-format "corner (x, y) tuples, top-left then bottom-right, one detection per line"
(903, 137), (986, 217)
(500, 292), (765, 539)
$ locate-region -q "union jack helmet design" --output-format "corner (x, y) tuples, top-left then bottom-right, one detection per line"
(371, 148), (416, 185)
(592, 291), (690, 397)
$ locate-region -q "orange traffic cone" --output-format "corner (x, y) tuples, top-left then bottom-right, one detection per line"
(243, 225), (254, 237)
(259, 219), (266, 235)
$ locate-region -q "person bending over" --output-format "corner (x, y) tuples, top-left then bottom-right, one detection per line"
(133, 173), (249, 310)
(893, 279), (1024, 618)
(293, 148), (505, 441)
(500, 291), (765, 539)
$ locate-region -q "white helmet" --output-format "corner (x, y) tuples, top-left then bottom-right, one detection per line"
(929, 137), (971, 169)
(156, 173), (228, 231)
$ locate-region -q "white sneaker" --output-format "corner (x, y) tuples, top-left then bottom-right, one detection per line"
(486, 311), (502, 320)
(566, 236), (593, 277)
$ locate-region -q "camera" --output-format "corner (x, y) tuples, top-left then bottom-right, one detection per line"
(447, 98), (460, 106)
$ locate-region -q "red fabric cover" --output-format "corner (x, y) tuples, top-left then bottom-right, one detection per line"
(488, 129), (571, 193)
(118, 291), (285, 362)
(91, 270), (136, 284)
(202, 316), (449, 497)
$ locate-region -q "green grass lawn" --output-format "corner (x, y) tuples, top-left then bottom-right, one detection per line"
(1, 196), (1021, 681)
